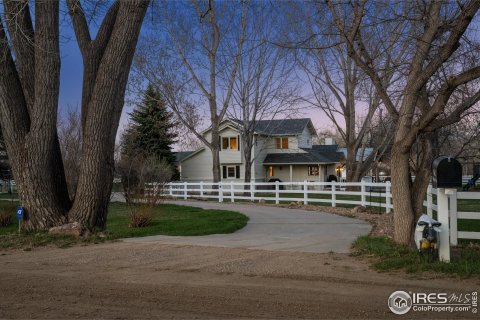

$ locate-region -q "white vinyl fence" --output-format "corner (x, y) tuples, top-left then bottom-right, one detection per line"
(153, 181), (393, 213)
(424, 186), (480, 243)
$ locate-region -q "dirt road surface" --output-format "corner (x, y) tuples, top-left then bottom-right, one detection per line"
(1, 242), (478, 319)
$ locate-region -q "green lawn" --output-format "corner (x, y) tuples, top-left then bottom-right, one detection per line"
(353, 236), (480, 277)
(0, 193), (18, 200)
(0, 202), (248, 250)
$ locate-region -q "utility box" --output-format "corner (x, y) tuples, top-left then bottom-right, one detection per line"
(432, 156), (462, 188)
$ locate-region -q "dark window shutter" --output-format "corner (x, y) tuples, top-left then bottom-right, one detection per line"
(235, 166), (240, 179)
(222, 166), (227, 179)
(237, 135), (240, 151)
(219, 136), (221, 150)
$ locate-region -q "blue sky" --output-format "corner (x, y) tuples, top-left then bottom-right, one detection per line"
(55, 4), (327, 141)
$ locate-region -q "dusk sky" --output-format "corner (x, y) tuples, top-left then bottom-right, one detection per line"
(56, 13), (329, 143)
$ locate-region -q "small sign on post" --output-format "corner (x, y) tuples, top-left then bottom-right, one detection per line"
(16, 207), (24, 232)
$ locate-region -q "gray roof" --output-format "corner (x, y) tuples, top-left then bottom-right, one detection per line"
(337, 147), (375, 161)
(263, 146), (344, 165)
(231, 118), (314, 136)
(174, 151), (194, 163)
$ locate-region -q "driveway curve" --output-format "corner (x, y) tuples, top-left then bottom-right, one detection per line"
(122, 200), (371, 253)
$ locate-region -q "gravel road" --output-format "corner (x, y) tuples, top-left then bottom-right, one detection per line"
(1, 242), (478, 319)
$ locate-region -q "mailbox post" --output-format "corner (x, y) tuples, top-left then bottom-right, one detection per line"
(432, 156), (462, 263)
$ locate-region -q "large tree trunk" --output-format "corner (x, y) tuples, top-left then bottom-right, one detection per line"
(69, 0), (148, 228)
(0, 1), (71, 231)
(0, 0), (148, 231)
(411, 134), (435, 219)
(210, 125), (221, 183)
(390, 145), (415, 246)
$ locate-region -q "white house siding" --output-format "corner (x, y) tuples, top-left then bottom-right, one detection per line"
(261, 135), (301, 153)
(264, 164), (333, 182)
(180, 149), (214, 181)
(253, 136), (267, 181)
(298, 126), (313, 149)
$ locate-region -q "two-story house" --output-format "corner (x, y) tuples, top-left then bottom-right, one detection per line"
(176, 118), (344, 182)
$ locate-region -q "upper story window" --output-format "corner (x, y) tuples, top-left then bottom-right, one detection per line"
(275, 137), (289, 149)
(221, 136), (239, 150)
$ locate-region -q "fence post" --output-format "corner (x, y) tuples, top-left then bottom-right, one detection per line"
(169, 183), (173, 197)
(427, 185), (433, 217)
(219, 182), (223, 203)
(385, 181), (391, 213)
(275, 181), (280, 204)
(231, 181), (235, 203)
(183, 182), (188, 200)
(449, 189), (458, 246)
(331, 181), (336, 207)
(303, 180), (308, 205)
(250, 181), (255, 202)
(200, 181), (204, 198)
(436, 188), (450, 262)
(361, 180), (366, 207)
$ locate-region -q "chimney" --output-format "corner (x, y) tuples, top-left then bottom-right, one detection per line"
(324, 137), (336, 145)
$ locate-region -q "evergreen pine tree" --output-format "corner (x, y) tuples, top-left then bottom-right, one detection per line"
(122, 84), (177, 166)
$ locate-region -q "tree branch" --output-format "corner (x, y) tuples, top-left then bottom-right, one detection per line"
(4, 0), (35, 110)
(66, 0), (92, 56)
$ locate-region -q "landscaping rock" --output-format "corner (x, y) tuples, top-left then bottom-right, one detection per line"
(352, 206), (367, 214)
(49, 222), (85, 237)
(297, 201), (304, 206)
(258, 199), (266, 204)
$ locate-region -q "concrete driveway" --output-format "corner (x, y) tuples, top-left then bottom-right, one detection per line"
(122, 200), (371, 253)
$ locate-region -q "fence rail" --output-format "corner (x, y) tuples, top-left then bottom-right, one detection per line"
(154, 181), (393, 213)
(423, 187), (480, 243)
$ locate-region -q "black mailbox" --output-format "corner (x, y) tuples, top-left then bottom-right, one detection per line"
(432, 156), (462, 188)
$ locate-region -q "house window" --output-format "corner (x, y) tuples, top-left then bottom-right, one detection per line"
(221, 137), (239, 150)
(223, 165), (240, 179)
(269, 166), (274, 177)
(308, 166), (319, 176)
(275, 137), (289, 149)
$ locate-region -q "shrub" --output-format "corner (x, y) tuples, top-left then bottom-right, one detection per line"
(128, 205), (154, 228)
(0, 209), (13, 227)
(0, 203), (16, 227)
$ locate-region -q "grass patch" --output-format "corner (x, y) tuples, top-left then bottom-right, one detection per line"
(106, 202), (248, 238)
(353, 236), (480, 277)
(0, 193), (18, 200)
(0, 202), (248, 250)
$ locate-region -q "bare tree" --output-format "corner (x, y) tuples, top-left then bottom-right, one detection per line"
(0, 0), (148, 230)
(328, 0), (480, 245)
(229, 2), (299, 184)
(58, 109), (82, 201)
(132, 0), (249, 183)
(293, 2), (397, 182)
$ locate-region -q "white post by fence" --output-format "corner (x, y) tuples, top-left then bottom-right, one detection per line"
(448, 189), (458, 246)
(361, 180), (366, 207)
(427, 185), (433, 217)
(385, 181), (391, 213)
(250, 181), (255, 202)
(219, 182), (223, 203)
(331, 181), (336, 207)
(303, 180), (308, 205)
(200, 181), (204, 198)
(183, 182), (188, 200)
(436, 188), (451, 262)
(230, 181), (235, 203)
(275, 181), (280, 204)
(169, 183), (173, 197)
